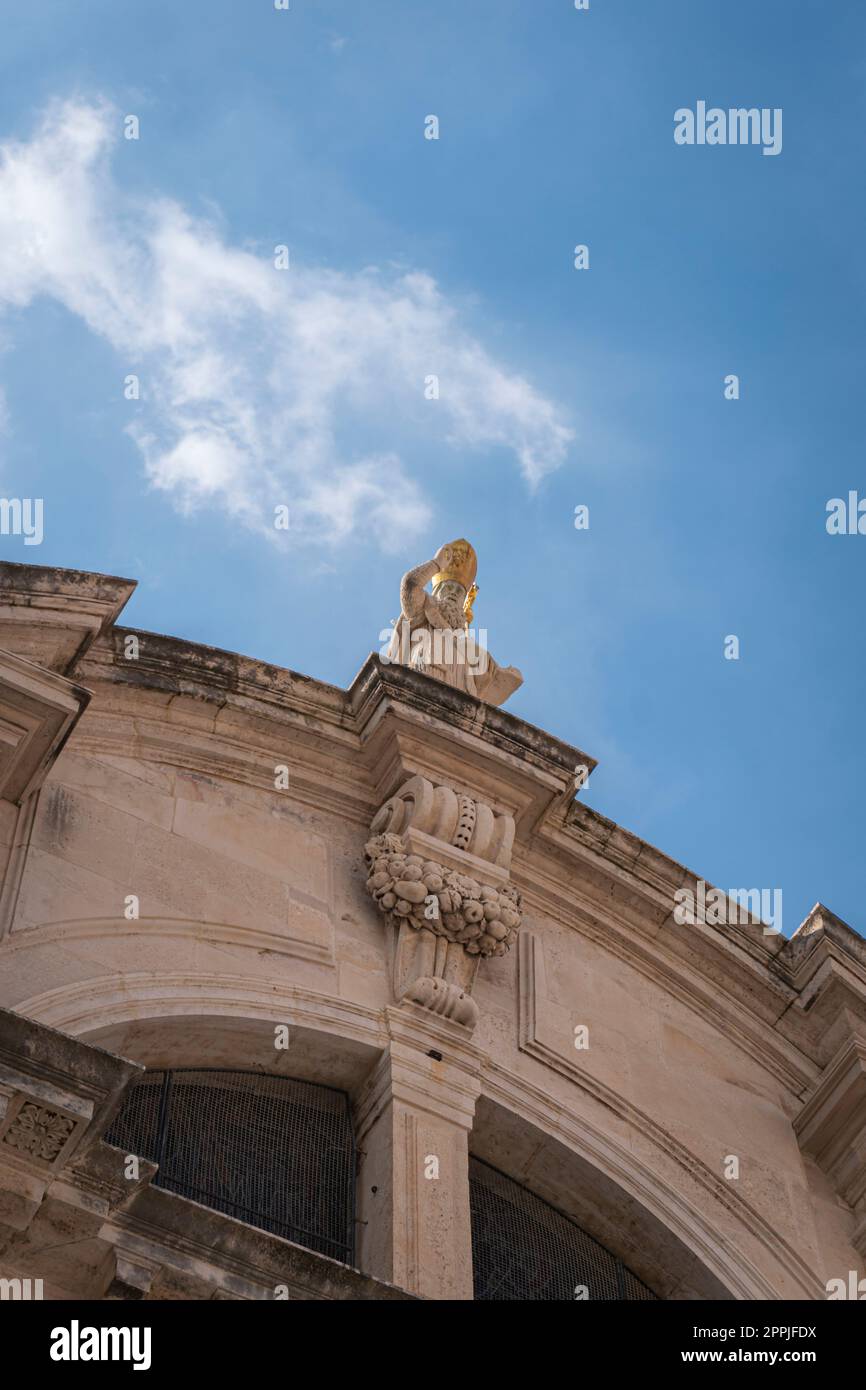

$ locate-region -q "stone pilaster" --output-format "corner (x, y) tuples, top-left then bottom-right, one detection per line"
(355, 1005), (483, 1300)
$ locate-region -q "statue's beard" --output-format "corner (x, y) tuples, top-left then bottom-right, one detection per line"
(436, 595), (465, 628)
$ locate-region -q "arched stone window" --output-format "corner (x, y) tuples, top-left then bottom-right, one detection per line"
(469, 1158), (657, 1300)
(106, 1069), (356, 1265)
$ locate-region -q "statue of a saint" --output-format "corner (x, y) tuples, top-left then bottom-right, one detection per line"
(385, 539), (523, 707)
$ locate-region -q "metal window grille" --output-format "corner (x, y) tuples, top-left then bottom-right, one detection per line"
(469, 1157), (657, 1300)
(105, 1069), (356, 1265)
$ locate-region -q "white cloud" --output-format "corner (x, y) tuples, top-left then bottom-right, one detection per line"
(0, 97), (574, 545)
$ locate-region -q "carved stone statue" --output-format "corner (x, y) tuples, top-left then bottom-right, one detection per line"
(385, 539), (523, 707)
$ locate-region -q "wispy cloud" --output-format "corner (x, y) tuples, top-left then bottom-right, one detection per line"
(0, 97), (574, 546)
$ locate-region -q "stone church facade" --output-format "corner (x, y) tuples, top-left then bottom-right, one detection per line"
(0, 559), (864, 1301)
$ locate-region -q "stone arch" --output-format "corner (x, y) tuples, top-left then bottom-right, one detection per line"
(470, 1093), (816, 1300)
(83, 1009), (382, 1098)
(15, 970), (386, 1099)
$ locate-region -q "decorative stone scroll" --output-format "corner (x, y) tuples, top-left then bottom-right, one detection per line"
(364, 776), (522, 1030)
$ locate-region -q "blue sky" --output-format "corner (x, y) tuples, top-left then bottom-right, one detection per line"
(0, 0), (863, 938)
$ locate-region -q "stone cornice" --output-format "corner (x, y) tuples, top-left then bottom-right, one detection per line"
(100, 1194), (413, 1300)
(75, 626), (373, 826)
(786, 904), (866, 988)
(349, 653), (596, 821)
(0, 1007), (140, 1155)
(0, 649), (91, 805)
(794, 1034), (866, 1240)
(0, 561), (135, 676)
(0, 1005), (142, 1240)
(80, 625), (350, 727)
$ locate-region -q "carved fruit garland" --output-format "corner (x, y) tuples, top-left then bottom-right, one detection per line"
(364, 831), (521, 957)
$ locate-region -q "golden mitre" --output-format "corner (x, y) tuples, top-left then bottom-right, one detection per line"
(432, 539), (477, 591)
(432, 539), (479, 626)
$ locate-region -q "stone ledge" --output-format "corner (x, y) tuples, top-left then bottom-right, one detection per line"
(100, 1178), (414, 1301)
(0, 1007), (141, 1162)
(0, 562), (136, 676)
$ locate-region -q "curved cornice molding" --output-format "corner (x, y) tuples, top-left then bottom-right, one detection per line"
(0, 561), (135, 676)
(15, 969), (387, 1047)
(4, 914), (336, 965)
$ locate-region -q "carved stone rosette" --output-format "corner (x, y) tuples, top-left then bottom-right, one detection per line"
(2, 1101), (77, 1163)
(364, 776), (522, 1030)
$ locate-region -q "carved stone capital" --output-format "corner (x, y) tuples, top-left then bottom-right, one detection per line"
(364, 776), (523, 1030)
(371, 773), (515, 872)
